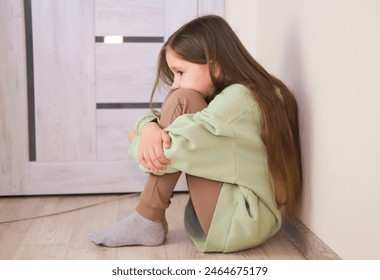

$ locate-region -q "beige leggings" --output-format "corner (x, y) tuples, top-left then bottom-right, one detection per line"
(136, 88), (222, 234)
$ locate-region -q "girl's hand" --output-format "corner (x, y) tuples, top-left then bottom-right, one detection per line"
(138, 122), (171, 172)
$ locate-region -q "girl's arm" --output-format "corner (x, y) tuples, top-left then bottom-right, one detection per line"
(129, 85), (253, 180)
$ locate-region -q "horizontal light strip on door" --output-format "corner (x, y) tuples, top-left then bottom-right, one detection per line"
(95, 36), (164, 44)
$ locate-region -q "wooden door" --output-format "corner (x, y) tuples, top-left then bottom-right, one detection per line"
(0, 0), (224, 195)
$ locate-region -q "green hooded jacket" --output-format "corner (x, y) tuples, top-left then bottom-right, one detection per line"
(128, 84), (282, 253)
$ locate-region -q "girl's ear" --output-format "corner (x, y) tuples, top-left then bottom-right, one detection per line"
(210, 60), (221, 78)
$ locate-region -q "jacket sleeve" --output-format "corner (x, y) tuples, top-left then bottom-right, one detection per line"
(133, 110), (159, 134)
(163, 107), (238, 181)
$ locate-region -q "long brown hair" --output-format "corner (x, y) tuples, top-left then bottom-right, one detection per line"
(150, 15), (302, 216)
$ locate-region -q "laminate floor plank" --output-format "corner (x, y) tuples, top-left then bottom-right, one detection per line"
(0, 193), (305, 260)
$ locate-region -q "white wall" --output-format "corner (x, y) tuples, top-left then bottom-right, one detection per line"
(225, 0), (258, 54)
(226, 0), (380, 259)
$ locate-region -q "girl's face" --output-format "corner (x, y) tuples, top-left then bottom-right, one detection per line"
(166, 47), (212, 98)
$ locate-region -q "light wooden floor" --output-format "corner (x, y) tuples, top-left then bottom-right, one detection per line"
(0, 193), (305, 260)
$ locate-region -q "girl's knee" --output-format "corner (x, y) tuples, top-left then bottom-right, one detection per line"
(160, 88), (208, 126)
(167, 88), (205, 103)
(165, 88), (208, 111)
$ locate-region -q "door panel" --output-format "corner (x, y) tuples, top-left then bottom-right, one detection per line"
(95, 0), (165, 36)
(0, 0), (224, 195)
(96, 109), (147, 161)
(32, 0), (96, 162)
(95, 44), (162, 103)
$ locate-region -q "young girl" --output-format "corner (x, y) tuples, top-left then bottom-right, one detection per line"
(90, 15), (302, 253)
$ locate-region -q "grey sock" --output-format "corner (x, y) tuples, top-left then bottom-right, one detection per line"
(90, 212), (166, 247)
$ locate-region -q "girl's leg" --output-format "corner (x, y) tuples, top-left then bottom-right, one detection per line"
(90, 89), (220, 246)
(135, 88), (211, 223)
(158, 89), (222, 235)
(186, 175), (222, 235)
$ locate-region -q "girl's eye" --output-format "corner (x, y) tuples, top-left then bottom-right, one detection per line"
(177, 71), (183, 76)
